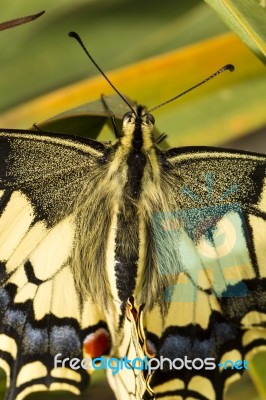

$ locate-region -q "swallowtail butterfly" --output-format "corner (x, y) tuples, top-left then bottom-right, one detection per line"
(0, 32), (266, 400)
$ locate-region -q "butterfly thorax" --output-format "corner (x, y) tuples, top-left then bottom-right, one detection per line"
(110, 105), (159, 199)
(71, 104), (176, 338)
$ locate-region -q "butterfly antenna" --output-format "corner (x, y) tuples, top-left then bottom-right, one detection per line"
(146, 64), (234, 114)
(69, 32), (136, 115)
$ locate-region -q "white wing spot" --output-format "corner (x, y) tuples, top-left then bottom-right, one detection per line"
(0, 191), (34, 261)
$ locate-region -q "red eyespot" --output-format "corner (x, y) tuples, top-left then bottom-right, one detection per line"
(83, 328), (111, 358)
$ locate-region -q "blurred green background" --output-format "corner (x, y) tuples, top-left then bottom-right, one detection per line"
(0, 0), (230, 112)
(0, 0), (265, 148)
(0, 0), (266, 399)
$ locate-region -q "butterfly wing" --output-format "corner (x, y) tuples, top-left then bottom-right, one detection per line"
(144, 147), (266, 399)
(0, 130), (109, 399)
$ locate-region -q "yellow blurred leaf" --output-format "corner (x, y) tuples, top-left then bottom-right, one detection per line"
(0, 32), (265, 147)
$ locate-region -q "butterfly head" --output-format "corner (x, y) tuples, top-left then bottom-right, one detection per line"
(122, 105), (155, 146)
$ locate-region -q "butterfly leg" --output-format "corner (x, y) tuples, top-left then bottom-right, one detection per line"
(101, 94), (120, 138)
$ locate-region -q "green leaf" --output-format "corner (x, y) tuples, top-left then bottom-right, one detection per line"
(36, 95), (165, 145)
(204, 0), (266, 63)
(249, 352), (266, 398)
(36, 95), (132, 138)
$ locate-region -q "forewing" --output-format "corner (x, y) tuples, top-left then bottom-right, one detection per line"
(0, 130), (107, 225)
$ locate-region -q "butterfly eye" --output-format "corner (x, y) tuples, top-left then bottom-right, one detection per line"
(146, 113), (155, 125)
(123, 111), (133, 123)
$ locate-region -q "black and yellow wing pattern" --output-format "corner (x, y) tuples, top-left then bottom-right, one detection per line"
(0, 104), (266, 400)
(0, 130), (110, 399)
(145, 147), (266, 399)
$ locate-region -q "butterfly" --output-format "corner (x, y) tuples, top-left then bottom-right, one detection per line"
(0, 32), (266, 400)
